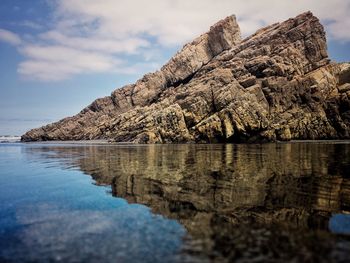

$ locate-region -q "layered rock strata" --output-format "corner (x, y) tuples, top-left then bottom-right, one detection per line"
(22, 12), (350, 143)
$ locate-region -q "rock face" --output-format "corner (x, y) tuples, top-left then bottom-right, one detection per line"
(22, 12), (350, 143)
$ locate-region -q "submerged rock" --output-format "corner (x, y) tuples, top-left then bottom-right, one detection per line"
(22, 12), (350, 143)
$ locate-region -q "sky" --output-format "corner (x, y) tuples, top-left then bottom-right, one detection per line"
(0, 0), (349, 135)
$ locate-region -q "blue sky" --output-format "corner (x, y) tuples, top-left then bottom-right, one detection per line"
(0, 0), (349, 135)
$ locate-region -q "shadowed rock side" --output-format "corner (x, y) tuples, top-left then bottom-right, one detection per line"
(24, 143), (350, 262)
(22, 12), (350, 142)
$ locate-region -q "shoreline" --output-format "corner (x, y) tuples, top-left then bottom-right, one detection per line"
(10, 139), (350, 145)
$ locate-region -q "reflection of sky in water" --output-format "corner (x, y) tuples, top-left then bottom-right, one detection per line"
(1, 142), (350, 262)
(329, 214), (350, 235)
(0, 144), (186, 263)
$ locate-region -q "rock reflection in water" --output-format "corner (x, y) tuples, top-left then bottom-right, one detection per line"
(25, 143), (350, 262)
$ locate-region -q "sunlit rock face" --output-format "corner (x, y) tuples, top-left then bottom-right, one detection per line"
(22, 11), (350, 143)
(24, 143), (350, 262)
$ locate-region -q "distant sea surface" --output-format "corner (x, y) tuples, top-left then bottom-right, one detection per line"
(1, 142), (350, 262)
(0, 136), (21, 143)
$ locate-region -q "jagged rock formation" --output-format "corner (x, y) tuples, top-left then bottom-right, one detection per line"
(22, 12), (350, 143)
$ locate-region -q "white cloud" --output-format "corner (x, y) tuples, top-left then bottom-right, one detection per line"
(18, 45), (123, 81)
(19, 21), (44, 30)
(54, 0), (350, 42)
(326, 18), (350, 43)
(0, 28), (21, 46)
(39, 31), (150, 54)
(11, 0), (350, 81)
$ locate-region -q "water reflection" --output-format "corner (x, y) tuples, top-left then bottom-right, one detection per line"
(24, 143), (350, 262)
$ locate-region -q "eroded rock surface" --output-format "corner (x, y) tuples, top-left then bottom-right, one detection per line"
(22, 12), (350, 142)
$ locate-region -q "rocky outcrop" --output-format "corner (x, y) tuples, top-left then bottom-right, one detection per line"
(22, 12), (350, 143)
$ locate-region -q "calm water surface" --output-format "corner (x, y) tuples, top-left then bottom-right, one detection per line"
(1, 142), (350, 262)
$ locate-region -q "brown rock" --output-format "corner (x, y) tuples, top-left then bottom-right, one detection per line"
(22, 12), (350, 143)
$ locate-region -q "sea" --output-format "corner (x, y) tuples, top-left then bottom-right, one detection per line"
(0, 142), (350, 262)
(0, 136), (21, 143)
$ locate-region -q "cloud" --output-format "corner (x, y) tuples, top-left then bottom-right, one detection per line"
(19, 21), (44, 30)
(18, 45), (123, 81)
(0, 28), (21, 46)
(54, 0), (350, 42)
(326, 18), (350, 43)
(39, 31), (150, 54)
(10, 0), (350, 81)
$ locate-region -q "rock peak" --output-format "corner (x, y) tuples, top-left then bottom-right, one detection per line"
(296, 10), (314, 18)
(207, 14), (241, 54)
(209, 14), (238, 32)
(108, 13), (242, 111)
